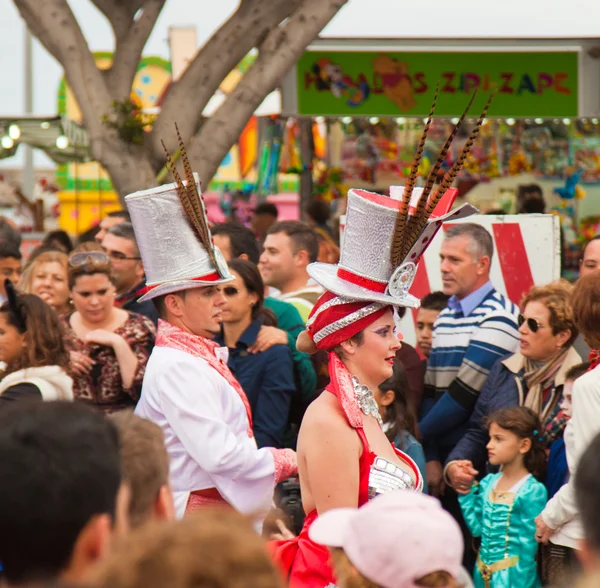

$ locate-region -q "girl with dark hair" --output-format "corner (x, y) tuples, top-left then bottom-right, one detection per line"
(374, 361), (428, 492)
(0, 281), (72, 404)
(214, 258), (295, 449)
(459, 406), (548, 587)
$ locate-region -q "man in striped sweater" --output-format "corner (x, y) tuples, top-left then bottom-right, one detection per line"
(419, 223), (520, 494)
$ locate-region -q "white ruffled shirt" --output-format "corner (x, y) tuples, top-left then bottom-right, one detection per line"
(135, 345), (277, 518)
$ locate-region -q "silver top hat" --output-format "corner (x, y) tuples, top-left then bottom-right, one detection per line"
(308, 86), (493, 308)
(126, 172), (233, 302)
(308, 189), (477, 308)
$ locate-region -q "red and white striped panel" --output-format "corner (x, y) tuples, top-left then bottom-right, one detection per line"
(398, 214), (561, 347)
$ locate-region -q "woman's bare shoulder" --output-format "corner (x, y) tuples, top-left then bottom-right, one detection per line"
(301, 391), (351, 434)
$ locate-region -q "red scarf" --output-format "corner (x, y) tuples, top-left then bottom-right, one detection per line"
(156, 320), (253, 437)
(589, 349), (600, 372)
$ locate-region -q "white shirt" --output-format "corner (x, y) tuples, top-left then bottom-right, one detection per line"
(542, 365), (600, 548)
(135, 346), (277, 518)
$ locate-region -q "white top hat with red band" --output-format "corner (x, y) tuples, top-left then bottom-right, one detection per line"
(307, 188), (477, 308)
(125, 173), (233, 302)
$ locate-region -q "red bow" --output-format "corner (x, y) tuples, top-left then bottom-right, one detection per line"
(588, 349), (600, 372)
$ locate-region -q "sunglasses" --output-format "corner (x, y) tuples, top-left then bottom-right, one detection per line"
(223, 286), (239, 297)
(69, 251), (110, 267)
(518, 314), (546, 333)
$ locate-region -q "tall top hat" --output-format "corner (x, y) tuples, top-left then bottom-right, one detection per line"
(125, 129), (233, 302)
(308, 86), (494, 309)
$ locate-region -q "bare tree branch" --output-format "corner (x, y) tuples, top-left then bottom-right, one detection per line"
(105, 0), (167, 99)
(90, 0), (141, 40)
(149, 0), (302, 164)
(13, 0), (112, 137)
(187, 0), (348, 186)
(14, 0), (156, 202)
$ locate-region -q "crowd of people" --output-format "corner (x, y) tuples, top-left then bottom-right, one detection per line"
(1, 144), (600, 588)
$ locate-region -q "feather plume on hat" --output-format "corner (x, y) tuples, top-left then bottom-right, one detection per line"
(390, 89), (494, 267)
(390, 83), (439, 268)
(161, 124), (218, 269)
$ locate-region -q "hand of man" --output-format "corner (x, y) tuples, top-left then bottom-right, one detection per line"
(535, 514), (555, 544)
(447, 460), (478, 495)
(426, 460), (445, 497)
(248, 326), (288, 354)
(69, 351), (94, 376)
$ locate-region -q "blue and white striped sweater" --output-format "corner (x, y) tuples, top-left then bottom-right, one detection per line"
(420, 289), (520, 459)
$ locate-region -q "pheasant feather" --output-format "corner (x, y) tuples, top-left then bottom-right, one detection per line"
(390, 83), (439, 268)
(427, 90), (495, 216)
(410, 90), (496, 246)
(174, 124), (218, 268)
(161, 132), (217, 269)
(402, 89), (478, 256)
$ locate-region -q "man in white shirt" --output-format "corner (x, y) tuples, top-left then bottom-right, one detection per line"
(126, 163), (296, 519)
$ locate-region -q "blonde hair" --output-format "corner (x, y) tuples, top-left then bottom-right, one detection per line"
(89, 509), (284, 588)
(19, 250), (69, 293)
(329, 548), (462, 588)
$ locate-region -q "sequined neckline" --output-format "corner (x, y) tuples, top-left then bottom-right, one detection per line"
(351, 376), (383, 428)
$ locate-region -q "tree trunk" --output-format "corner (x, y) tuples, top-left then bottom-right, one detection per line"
(13, 0), (347, 206)
(91, 138), (157, 200)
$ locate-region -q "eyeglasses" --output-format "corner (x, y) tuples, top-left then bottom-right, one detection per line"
(518, 314), (547, 333)
(105, 250), (141, 262)
(223, 286), (239, 297)
(69, 251), (110, 267)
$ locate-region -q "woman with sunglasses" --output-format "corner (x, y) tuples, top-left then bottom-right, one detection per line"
(445, 280), (581, 498)
(213, 258), (295, 449)
(62, 245), (156, 413)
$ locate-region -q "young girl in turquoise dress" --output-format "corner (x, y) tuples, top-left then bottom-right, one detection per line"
(458, 406), (548, 588)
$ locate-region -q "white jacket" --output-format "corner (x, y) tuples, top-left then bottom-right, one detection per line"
(542, 364), (600, 549)
(0, 365), (73, 401)
(135, 346), (277, 519)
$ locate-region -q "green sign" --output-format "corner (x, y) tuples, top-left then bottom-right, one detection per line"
(296, 51), (578, 118)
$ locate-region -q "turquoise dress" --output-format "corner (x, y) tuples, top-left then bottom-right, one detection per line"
(459, 473), (547, 588)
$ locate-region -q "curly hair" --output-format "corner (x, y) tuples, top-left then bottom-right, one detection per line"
(571, 272), (600, 349)
(520, 280), (578, 347)
(0, 293), (70, 375)
(329, 548), (462, 588)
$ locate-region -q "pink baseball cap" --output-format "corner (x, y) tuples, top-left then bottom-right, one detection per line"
(309, 491), (463, 588)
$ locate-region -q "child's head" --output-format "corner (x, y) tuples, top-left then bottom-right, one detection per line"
(561, 362), (590, 420)
(0, 245), (22, 298)
(375, 361), (418, 440)
(486, 407), (547, 480)
(309, 491), (464, 588)
(416, 291), (449, 359)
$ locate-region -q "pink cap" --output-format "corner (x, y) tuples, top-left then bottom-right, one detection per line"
(309, 491), (463, 588)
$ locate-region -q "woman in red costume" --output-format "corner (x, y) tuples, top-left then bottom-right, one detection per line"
(271, 89), (491, 586)
(270, 183), (478, 587)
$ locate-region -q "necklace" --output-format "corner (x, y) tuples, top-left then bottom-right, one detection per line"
(351, 377), (383, 428)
